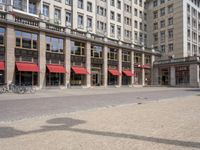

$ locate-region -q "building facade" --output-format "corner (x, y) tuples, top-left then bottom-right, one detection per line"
(147, 0), (200, 87)
(0, 0), (158, 88)
(0, 0), (199, 88)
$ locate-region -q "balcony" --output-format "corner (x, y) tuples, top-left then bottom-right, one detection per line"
(13, 0), (40, 16)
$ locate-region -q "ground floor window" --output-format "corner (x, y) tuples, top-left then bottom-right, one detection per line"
(134, 68), (142, 85)
(145, 69), (151, 85)
(15, 71), (38, 85)
(46, 72), (64, 86)
(0, 71), (4, 85)
(122, 75), (131, 85)
(70, 71), (86, 86)
(175, 66), (189, 85)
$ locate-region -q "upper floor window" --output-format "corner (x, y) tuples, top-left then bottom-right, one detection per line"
(168, 5), (173, 14)
(29, 1), (37, 14)
(153, 0), (157, 7)
(65, 0), (72, 5)
(46, 36), (63, 53)
(117, 0), (121, 9)
(71, 41), (85, 56)
(16, 31), (38, 49)
(78, 0), (84, 9)
(78, 14), (84, 27)
(43, 4), (49, 17)
(0, 0), (6, 4)
(91, 45), (103, 58)
(160, 0), (165, 4)
(111, 0), (115, 6)
(0, 27), (5, 45)
(122, 51), (131, 62)
(66, 11), (72, 26)
(87, 2), (92, 12)
(108, 48), (118, 61)
(54, 8), (61, 21)
(160, 8), (165, 16)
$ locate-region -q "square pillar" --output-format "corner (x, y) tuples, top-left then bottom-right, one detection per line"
(151, 54), (155, 85)
(142, 53), (145, 86)
(131, 51), (135, 85)
(103, 45), (108, 87)
(86, 41), (91, 88)
(152, 66), (159, 85)
(38, 31), (46, 89)
(5, 25), (15, 85)
(170, 66), (176, 86)
(118, 48), (122, 87)
(64, 37), (71, 88)
(189, 64), (200, 87)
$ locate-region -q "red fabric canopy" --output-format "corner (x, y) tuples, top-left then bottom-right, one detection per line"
(108, 69), (121, 76)
(47, 64), (66, 73)
(72, 66), (89, 75)
(0, 61), (5, 70)
(16, 62), (39, 72)
(123, 70), (134, 76)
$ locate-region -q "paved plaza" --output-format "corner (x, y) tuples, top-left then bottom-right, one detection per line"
(0, 87), (200, 150)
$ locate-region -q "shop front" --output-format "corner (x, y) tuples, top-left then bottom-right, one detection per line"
(0, 61), (5, 85)
(15, 62), (39, 85)
(175, 66), (189, 86)
(159, 67), (170, 85)
(122, 70), (134, 85)
(70, 66), (88, 86)
(46, 64), (66, 86)
(108, 67), (120, 85)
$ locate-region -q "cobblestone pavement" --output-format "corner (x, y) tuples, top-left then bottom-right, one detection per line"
(0, 95), (200, 150)
(0, 87), (199, 122)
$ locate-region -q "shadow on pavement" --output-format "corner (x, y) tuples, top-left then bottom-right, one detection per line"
(0, 117), (200, 149)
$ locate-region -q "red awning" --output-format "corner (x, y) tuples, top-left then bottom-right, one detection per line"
(47, 64), (66, 73)
(123, 70), (134, 77)
(16, 62), (39, 72)
(72, 66), (89, 75)
(0, 61), (5, 70)
(108, 69), (121, 76)
(143, 64), (151, 69)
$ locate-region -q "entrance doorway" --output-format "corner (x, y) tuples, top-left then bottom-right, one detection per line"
(91, 68), (102, 86)
(160, 68), (169, 85)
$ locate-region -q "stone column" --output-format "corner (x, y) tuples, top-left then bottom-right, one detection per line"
(131, 51), (134, 85)
(86, 41), (91, 88)
(64, 37), (71, 88)
(151, 54), (155, 85)
(38, 31), (46, 89)
(141, 53), (145, 86)
(5, 25), (15, 85)
(189, 64), (200, 87)
(152, 66), (159, 85)
(118, 48), (122, 87)
(170, 66), (176, 86)
(103, 45), (108, 87)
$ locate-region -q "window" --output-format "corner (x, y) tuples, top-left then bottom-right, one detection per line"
(122, 51), (131, 62)
(91, 45), (103, 58)
(54, 8), (61, 21)
(160, 45), (165, 52)
(110, 11), (115, 20)
(15, 30), (38, 49)
(110, 24), (115, 35)
(154, 22), (158, 30)
(46, 36), (63, 53)
(117, 14), (121, 22)
(111, 0), (115, 6)
(168, 17), (173, 26)
(117, 0), (121, 9)
(29, 1), (37, 14)
(168, 43), (173, 52)
(160, 8), (165, 16)
(78, 0), (83, 9)
(168, 5), (173, 13)
(160, 0), (165, 4)
(160, 20), (165, 28)
(108, 48), (118, 60)
(43, 4), (49, 17)
(78, 14), (84, 27)
(65, 0), (72, 5)
(87, 2), (92, 12)
(117, 26), (121, 37)
(0, 0), (6, 4)
(160, 31), (165, 42)
(0, 27), (5, 45)
(154, 11), (158, 19)
(66, 11), (72, 26)
(154, 33), (158, 43)
(168, 29), (173, 39)
(87, 17), (92, 29)
(71, 41), (85, 56)
(153, 0), (157, 7)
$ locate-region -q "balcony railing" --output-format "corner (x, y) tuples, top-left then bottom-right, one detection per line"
(15, 16), (39, 27)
